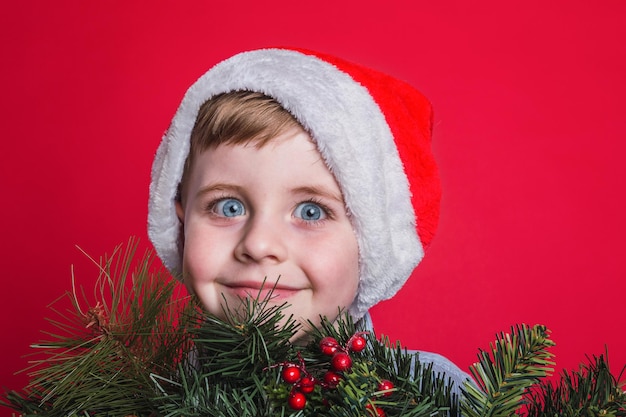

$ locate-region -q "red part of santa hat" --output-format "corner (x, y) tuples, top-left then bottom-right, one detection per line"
(148, 48), (441, 319)
(296, 48), (440, 247)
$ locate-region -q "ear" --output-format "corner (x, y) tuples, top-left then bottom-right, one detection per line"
(175, 200), (186, 250)
(175, 200), (185, 223)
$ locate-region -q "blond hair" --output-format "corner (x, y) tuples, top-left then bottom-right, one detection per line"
(179, 91), (302, 202)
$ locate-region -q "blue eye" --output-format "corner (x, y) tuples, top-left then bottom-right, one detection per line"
(295, 202), (326, 221)
(214, 198), (245, 217)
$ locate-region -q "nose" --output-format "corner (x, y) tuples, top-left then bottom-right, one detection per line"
(234, 214), (288, 264)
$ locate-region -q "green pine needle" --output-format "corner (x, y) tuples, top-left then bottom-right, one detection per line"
(2, 238), (194, 417)
(524, 349), (626, 416)
(461, 324), (555, 417)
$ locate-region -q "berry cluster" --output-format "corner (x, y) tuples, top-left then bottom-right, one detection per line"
(318, 334), (364, 388)
(280, 362), (313, 410)
(277, 332), (395, 414)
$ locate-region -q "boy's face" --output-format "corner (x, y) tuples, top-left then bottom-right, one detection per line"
(177, 128), (360, 335)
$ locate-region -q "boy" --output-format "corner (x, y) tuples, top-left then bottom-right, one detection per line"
(148, 48), (470, 388)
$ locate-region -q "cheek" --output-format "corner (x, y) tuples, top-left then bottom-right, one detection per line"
(181, 222), (225, 278)
(182, 241), (209, 283)
(180, 227), (224, 304)
(182, 247), (228, 319)
(337, 255), (360, 304)
(309, 233), (360, 303)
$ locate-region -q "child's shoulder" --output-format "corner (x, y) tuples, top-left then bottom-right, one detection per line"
(363, 313), (471, 390)
(411, 349), (472, 391)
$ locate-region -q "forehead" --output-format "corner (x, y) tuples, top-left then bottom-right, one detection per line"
(187, 128), (340, 194)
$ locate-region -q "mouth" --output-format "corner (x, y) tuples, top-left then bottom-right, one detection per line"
(222, 281), (301, 301)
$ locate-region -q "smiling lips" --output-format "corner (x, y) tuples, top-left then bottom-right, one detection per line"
(223, 281), (301, 301)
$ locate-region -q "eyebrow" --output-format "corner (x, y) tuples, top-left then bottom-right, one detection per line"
(195, 183), (243, 199)
(291, 185), (344, 204)
(193, 183), (344, 204)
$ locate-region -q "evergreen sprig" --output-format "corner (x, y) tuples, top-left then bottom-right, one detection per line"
(266, 313), (460, 416)
(195, 292), (300, 381)
(154, 301), (460, 416)
(460, 324), (555, 417)
(154, 293), (300, 416)
(524, 350), (626, 416)
(2, 238), (194, 417)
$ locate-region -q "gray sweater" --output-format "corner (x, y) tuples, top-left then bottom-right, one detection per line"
(362, 312), (473, 395)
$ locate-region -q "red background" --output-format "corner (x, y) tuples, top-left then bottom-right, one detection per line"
(1, 0), (625, 408)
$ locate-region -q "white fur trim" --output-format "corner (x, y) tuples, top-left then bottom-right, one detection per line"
(148, 49), (424, 319)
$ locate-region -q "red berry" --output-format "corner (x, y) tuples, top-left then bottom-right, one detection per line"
(331, 352), (352, 371)
(288, 391), (306, 410)
(366, 403), (386, 417)
(320, 336), (339, 355)
(377, 379), (394, 397)
(349, 335), (366, 352)
(298, 376), (316, 394)
(281, 365), (301, 384)
(323, 370), (342, 388)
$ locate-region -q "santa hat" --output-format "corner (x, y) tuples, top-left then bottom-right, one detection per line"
(148, 48), (441, 319)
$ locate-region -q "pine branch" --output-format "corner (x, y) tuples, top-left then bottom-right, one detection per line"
(154, 293), (301, 416)
(294, 313), (459, 416)
(193, 292), (300, 382)
(2, 238), (193, 417)
(154, 369), (275, 417)
(460, 324), (555, 417)
(360, 335), (459, 416)
(523, 349), (626, 417)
